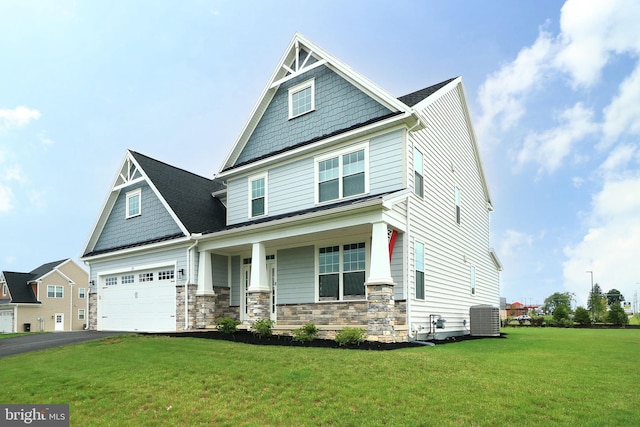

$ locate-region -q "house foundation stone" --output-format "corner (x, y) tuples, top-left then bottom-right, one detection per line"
(366, 282), (396, 342)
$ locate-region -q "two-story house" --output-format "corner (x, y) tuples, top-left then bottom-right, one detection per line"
(0, 259), (89, 333)
(81, 33), (501, 342)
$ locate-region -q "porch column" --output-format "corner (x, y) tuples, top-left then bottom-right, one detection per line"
(367, 221), (393, 285)
(196, 250), (214, 296)
(366, 221), (396, 342)
(247, 242), (270, 321)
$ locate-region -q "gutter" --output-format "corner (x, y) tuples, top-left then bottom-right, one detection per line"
(185, 239), (198, 330)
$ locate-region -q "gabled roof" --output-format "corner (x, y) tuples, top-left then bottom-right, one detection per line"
(219, 33), (418, 172)
(129, 151), (227, 234)
(2, 272), (39, 303)
(82, 151), (227, 258)
(29, 259), (68, 280)
(398, 77), (458, 107)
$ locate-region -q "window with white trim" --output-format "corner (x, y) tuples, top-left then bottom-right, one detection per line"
(47, 285), (63, 298)
(2, 283), (7, 297)
(105, 277), (118, 286)
(249, 174), (267, 217)
(318, 242), (366, 301)
(455, 187), (461, 225)
(78, 288), (86, 299)
(414, 148), (424, 198)
(139, 272), (153, 282)
(316, 145), (368, 203)
(288, 79), (315, 118)
(126, 188), (141, 218)
(78, 309), (85, 320)
(415, 241), (425, 299)
(121, 274), (134, 284)
(470, 265), (476, 295)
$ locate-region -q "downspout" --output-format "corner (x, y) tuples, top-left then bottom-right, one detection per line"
(405, 114), (422, 341)
(185, 238), (199, 331)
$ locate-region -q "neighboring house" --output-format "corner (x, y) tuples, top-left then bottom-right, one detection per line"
(82, 33), (502, 341)
(0, 259), (89, 333)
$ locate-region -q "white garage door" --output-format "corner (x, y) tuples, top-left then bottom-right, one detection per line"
(99, 267), (176, 332)
(0, 309), (14, 333)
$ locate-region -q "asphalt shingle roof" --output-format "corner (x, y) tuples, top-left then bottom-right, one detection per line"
(130, 151), (227, 234)
(397, 77), (457, 107)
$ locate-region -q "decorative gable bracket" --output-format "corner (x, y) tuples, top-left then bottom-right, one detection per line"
(113, 156), (144, 191)
(270, 39), (327, 89)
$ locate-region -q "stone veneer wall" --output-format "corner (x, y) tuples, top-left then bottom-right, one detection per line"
(87, 292), (97, 331)
(366, 283), (395, 342)
(245, 291), (270, 322)
(176, 285), (240, 330)
(277, 301), (368, 325)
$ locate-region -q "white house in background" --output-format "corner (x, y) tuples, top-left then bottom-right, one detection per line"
(81, 33), (502, 342)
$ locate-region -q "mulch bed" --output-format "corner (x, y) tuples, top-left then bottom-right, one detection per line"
(145, 330), (506, 351)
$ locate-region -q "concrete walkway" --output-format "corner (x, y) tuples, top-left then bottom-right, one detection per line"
(0, 331), (130, 358)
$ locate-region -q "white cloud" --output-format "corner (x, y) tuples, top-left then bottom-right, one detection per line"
(0, 184), (15, 213)
(516, 102), (598, 175)
(600, 144), (638, 176)
(556, 0), (640, 88)
(602, 64), (640, 147)
(0, 106), (41, 129)
(476, 30), (556, 144)
(563, 175), (640, 306)
(38, 131), (55, 146)
(498, 229), (535, 259)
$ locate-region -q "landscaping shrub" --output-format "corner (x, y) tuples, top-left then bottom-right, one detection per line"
(607, 302), (629, 326)
(573, 307), (592, 326)
(530, 316), (545, 327)
(251, 318), (274, 338)
(215, 317), (241, 334)
(292, 323), (319, 342)
(335, 327), (366, 346)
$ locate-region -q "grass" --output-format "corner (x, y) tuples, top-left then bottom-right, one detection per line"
(1, 328), (639, 426)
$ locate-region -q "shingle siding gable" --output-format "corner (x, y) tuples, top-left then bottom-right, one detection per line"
(93, 181), (183, 252)
(235, 64), (394, 165)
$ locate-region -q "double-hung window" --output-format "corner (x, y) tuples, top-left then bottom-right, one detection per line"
(316, 144), (368, 203)
(415, 241), (425, 299)
(414, 148), (424, 198)
(47, 285), (63, 298)
(288, 79), (315, 118)
(318, 242), (366, 301)
(126, 188), (141, 218)
(249, 174), (267, 217)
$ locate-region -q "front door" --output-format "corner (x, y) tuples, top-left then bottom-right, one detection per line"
(54, 313), (64, 331)
(267, 257), (277, 322)
(240, 256), (277, 322)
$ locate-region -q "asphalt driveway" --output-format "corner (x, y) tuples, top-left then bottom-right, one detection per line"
(0, 331), (130, 357)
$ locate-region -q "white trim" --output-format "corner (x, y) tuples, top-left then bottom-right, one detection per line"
(126, 188), (142, 219)
(315, 238), (369, 303)
(248, 172), (268, 218)
(314, 142), (369, 205)
(96, 260), (178, 280)
(288, 78), (315, 119)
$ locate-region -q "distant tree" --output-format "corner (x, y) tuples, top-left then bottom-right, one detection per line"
(588, 283), (607, 322)
(544, 292), (573, 314)
(552, 304), (571, 322)
(573, 306), (592, 326)
(605, 288), (625, 306)
(607, 301), (629, 326)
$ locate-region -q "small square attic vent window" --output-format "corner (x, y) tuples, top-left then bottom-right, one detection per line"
(289, 78), (315, 119)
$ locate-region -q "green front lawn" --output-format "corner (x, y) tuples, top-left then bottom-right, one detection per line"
(1, 328), (638, 426)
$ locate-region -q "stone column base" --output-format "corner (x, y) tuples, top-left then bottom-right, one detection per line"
(366, 282), (396, 343)
(246, 291), (271, 322)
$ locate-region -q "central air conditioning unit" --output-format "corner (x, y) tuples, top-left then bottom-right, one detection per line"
(469, 305), (500, 337)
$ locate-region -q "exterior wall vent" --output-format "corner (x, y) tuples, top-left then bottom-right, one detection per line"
(469, 304), (500, 337)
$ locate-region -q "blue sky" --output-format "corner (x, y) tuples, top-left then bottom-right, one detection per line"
(1, 0), (639, 308)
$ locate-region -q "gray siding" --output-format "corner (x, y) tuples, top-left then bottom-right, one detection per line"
(227, 130), (404, 225)
(94, 182), (182, 252)
(230, 256), (240, 306)
(390, 232), (404, 300)
(212, 254), (228, 288)
(277, 246), (315, 304)
(236, 64), (393, 165)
